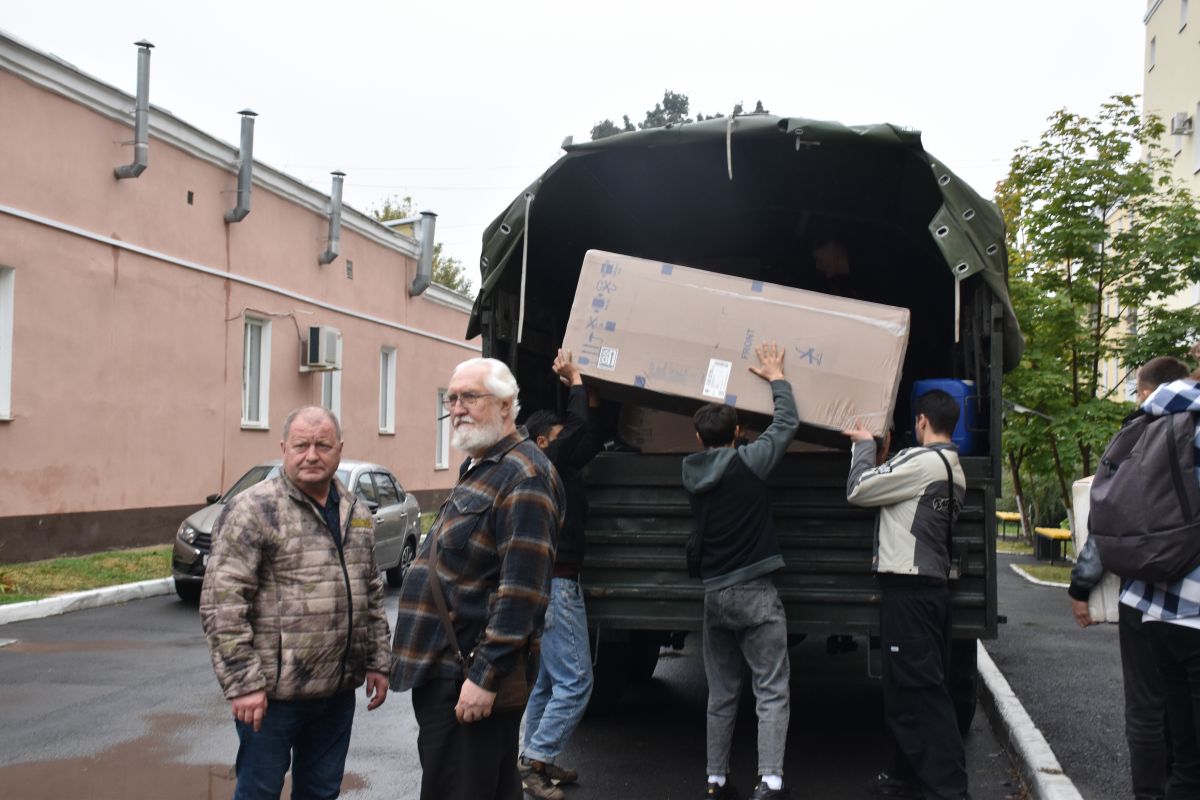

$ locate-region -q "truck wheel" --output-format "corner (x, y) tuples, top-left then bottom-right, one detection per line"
(587, 640), (627, 714)
(626, 631), (662, 685)
(949, 638), (978, 736)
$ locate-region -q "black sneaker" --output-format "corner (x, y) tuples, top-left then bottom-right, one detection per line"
(869, 771), (923, 798)
(704, 780), (739, 799)
(749, 781), (789, 799)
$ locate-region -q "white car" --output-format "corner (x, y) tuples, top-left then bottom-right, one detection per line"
(171, 459), (422, 602)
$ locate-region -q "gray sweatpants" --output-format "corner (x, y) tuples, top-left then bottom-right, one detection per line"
(702, 576), (791, 776)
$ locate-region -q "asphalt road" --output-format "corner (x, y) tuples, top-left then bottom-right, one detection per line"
(985, 552), (1127, 800)
(0, 589), (1027, 800)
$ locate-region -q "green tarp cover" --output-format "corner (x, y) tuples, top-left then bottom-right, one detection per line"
(469, 114), (1023, 370)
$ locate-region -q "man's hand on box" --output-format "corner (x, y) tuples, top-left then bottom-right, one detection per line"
(842, 418), (876, 444)
(553, 348), (583, 387)
(748, 341), (785, 382)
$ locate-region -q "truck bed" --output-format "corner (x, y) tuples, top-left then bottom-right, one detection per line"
(581, 451), (998, 639)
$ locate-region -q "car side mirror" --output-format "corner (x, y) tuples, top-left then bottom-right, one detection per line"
(362, 498), (380, 512)
(205, 493), (222, 504)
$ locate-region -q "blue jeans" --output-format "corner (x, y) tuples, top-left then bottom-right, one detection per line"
(702, 577), (790, 776)
(522, 577), (594, 764)
(233, 690), (356, 800)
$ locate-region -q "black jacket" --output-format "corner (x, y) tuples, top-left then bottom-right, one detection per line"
(542, 385), (603, 569)
(680, 381), (799, 590)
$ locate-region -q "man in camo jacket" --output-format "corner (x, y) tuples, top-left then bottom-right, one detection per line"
(201, 406), (391, 800)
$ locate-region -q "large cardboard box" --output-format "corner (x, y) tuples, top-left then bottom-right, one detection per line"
(562, 249), (911, 439)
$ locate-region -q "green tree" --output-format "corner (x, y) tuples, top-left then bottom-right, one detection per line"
(590, 92), (770, 140)
(998, 95), (1200, 525)
(371, 195), (474, 296)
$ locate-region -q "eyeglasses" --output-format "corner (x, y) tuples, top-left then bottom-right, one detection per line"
(442, 391), (495, 410)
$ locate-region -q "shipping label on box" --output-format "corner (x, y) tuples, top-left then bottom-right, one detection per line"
(562, 250), (911, 438)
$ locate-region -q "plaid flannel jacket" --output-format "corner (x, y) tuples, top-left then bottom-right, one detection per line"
(390, 430), (564, 693)
(1120, 378), (1200, 622)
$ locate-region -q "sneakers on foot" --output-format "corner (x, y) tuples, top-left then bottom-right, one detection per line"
(704, 781), (739, 799)
(519, 758), (564, 800)
(869, 771), (923, 798)
(541, 762), (578, 785)
(749, 781), (789, 799)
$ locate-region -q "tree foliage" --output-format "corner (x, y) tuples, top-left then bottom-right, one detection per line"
(370, 195), (474, 296)
(590, 91), (769, 140)
(998, 95), (1200, 521)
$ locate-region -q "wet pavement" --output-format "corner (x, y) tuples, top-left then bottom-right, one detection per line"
(985, 552), (1128, 800)
(0, 588), (1026, 800)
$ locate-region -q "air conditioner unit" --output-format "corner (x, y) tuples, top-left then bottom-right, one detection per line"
(302, 325), (341, 371)
(1170, 112), (1193, 135)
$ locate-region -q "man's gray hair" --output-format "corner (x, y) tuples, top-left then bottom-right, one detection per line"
(282, 406), (343, 441)
(454, 357), (521, 417)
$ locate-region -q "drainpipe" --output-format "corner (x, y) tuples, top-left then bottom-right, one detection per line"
(113, 40), (155, 180)
(224, 109), (257, 223)
(318, 171), (346, 265)
(381, 211), (438, 296)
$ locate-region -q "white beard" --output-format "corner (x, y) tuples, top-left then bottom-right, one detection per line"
(451, 416), (504, 454)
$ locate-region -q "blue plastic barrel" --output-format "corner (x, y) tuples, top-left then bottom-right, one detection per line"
(911, 379), (978, 456)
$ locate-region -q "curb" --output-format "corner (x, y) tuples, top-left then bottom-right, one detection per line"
(0, 578), (174, 626)
(1008, 562), (1069, 589)
(977, 641), (1084, 800)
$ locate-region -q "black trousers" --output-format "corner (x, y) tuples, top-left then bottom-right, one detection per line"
(411, 677), (523, 800)
(880, 582), (967, 800)
(1120, 603), (1172, 800)
(1144, 621), (1200, 800)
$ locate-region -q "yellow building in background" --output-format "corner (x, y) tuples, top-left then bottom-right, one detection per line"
(1143, 0), (1200, 334)
(1099, 1), (1200, 399)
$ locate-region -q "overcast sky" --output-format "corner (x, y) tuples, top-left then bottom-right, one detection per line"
(4, 1), (1146, 285)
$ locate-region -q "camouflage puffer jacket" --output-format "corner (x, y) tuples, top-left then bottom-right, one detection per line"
(200, 472), (392, 701)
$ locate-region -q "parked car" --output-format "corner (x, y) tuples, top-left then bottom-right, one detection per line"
(172, 459), (422, 603)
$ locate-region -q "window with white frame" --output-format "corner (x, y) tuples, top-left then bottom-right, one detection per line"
(0, 267), (13, 420)
(435, 388), (451, 469)
(379, 347), (396, 433)
(320, 339), (343, 420)
(242, 316), (271, 428)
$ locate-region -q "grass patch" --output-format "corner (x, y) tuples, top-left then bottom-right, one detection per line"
(997, 538), (1034, 555)
(0, 545), (171, 605)
(420, 511), (437, 536)
(1015, 563), (1073, 585)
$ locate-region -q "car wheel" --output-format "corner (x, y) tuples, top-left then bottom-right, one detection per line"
(386, 538), (417, 587)
(174, 579), (201, 605)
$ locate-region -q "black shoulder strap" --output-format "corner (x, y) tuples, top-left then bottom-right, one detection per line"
(932, 449), (957, 568)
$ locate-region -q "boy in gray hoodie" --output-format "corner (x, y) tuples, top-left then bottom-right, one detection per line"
(682, 341), (799, 800)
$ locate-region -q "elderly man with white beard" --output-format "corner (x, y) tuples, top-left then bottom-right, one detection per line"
(391, 357), (565, 800)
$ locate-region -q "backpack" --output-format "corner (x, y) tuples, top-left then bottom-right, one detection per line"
(1088, 411), (1200, 583)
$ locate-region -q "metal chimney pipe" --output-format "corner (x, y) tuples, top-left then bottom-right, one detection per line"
(409, 210), (438, 296)
(114, 40), (155, 180)
(318, 171), (346, 265)
(224, 109), (258, 223)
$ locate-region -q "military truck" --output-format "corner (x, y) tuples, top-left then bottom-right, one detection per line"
(466, 114), (1022, 730)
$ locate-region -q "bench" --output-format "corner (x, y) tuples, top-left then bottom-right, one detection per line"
(995, 511), (1021, 540)
(1033, 527), (1072, 565)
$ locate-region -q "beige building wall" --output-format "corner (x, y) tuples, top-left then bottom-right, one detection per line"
(1144, 0), (1200, 311)
(0, 32), (480, 561)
